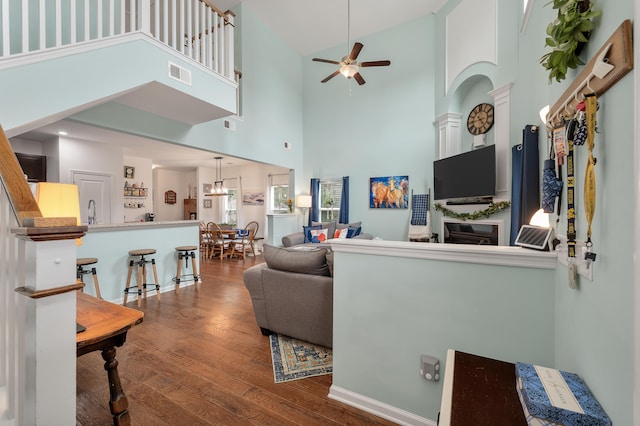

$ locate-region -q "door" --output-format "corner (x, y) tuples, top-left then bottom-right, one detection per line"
(71, 171), (113, 225)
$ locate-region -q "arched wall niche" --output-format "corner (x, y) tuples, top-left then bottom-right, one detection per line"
(436, 71), (512, 198)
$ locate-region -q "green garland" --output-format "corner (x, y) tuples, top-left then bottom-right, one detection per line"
(434, 201), (511, 221)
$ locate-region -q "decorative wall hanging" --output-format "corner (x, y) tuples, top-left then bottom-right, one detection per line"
(124, 165), (135, 179)
(369, 176), (408, 209)
(164, 190), (176, 205)
(203, 199), (212, 208)
(242, 190), (264, 205)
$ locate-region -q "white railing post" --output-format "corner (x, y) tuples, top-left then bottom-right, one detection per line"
(224, 11), (234, 80)
(15, 235), (79, 425)
(139, 0), (151, 35)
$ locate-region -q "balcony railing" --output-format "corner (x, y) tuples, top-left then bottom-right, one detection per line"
(0, 0), (235, 80)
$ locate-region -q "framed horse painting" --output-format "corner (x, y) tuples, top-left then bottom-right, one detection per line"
(370, 176), (409, 208)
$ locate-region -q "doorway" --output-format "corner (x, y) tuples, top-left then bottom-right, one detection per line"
(71, 171), (113, 225)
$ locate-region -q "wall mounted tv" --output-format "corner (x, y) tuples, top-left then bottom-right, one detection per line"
(433, 144), (496, 202)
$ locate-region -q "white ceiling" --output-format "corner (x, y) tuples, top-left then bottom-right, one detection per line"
(216, 0), (447, 56)
(16, 0), (446, 170)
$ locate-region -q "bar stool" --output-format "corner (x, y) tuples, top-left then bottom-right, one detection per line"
(76, 257), (102, 299)
(173, 245), (200, 294)
(123, 249), (160, 307)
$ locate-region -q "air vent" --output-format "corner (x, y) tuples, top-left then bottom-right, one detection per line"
(515, 225), (553, 251)
(168, 62), (192, 86)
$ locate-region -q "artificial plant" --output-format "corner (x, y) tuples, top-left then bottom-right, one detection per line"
(539, 0), (601, 83)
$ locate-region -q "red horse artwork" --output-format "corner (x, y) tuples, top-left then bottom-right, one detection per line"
(370, 176), (409, 209)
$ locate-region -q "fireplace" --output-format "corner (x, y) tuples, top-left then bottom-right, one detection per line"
(442, 219), (504, 246)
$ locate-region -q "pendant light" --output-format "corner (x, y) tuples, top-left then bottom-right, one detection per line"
(205, 156), (228, 196)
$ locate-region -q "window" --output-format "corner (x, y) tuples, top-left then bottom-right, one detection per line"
(271, 184), (289, 213)
(224, 189), (237, 226)
(319, 179), (342, 222)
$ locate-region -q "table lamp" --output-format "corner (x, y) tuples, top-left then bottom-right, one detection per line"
(297, 195), (312, 224)
(36, 182), (82, 245)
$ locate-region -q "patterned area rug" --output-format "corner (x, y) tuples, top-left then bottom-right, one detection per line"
(269, 334), (332, 383)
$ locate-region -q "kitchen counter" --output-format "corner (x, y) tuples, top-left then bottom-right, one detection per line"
(88, 220), (198, 233)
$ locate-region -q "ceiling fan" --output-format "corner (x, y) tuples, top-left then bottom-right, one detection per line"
(312, 0), (390, 86)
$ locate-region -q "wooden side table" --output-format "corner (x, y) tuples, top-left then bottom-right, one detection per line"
(439, 349), (527, 426)
(77, 292), (144, 425)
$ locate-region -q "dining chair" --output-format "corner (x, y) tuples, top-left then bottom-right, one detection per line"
(209, 222), (232, 261)
(229, 221), (259, 260)
(199, 222), (212, 259)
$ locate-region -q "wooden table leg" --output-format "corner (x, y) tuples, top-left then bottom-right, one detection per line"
(101, 346), (131, 426)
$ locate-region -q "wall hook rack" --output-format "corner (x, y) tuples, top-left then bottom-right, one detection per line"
(547, 20), (633, 128)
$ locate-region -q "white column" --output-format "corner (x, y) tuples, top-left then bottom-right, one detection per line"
(488, 82), (513, 196)
(224, 12), (235, 80)
(19, 238), (78, 425)
(139, 0), (151, 34)
(435, 112), (462, 159)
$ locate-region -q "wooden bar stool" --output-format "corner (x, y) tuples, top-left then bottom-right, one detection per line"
(173, 245), (200, 294)
(123, 249), (160, 307)
(76, 257), (102, 299)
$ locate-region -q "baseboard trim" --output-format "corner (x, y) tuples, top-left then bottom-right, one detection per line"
(328, 385), (436, 426)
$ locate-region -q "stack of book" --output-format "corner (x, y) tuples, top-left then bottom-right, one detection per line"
(515, 362), (611, 426)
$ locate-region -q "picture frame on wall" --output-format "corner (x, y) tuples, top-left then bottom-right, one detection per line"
(124, 166), (135, 179)
(370, 175), (409, 209)
(203, 199), (212, 208)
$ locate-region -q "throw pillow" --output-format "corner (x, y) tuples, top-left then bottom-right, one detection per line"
(303, 225), (322, 243)
(312, 221), (337, 239)
(334, 228), (350, 239)
(347, 226), (362, 238)
(309, 228), (329, 243)
(262, 244), (330, 276)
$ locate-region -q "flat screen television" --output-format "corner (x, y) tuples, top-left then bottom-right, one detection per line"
(433, 144), (496, 201)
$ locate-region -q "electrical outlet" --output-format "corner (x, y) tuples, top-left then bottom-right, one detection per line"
(420, 354), (440, 382)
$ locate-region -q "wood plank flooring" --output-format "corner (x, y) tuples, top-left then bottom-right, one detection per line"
(76, 253), (397, 425)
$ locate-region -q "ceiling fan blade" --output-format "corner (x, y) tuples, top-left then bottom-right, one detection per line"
(313, 58), (341, 65)
(321, 70), (341, 83)
(349, 42), (364, 61)
(360, 60), (391, 67)
(353, 72), (366, 85)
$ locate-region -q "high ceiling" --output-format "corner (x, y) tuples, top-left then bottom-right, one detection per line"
(16, 0), (447, 170)
(216, 0), (447, 56)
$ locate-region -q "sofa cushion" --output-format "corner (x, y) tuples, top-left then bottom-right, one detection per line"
(303, 225), (322, 243)
(336, 221), (362, 230)
(263, 244), (330, 276)
(334, 227), (350, 239)
(312, 221), (337, 239)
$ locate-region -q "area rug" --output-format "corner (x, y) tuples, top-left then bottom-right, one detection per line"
(269, 334), (332, 383)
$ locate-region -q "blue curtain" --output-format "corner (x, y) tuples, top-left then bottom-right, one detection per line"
(510, 125), (540, 245)
(309, 178), (320, 226)
(339, 176), (349, 224)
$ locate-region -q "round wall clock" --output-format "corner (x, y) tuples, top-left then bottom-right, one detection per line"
(467, 103), (495, 135)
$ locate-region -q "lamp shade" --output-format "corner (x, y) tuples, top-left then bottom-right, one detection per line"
(36, 182), (82, 244)
(297, 195), (312, 208)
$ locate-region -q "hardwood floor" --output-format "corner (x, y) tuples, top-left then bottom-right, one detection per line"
(76, 253), (397, 425)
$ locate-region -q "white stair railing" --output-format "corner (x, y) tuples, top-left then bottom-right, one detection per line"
(0, 0), (235, 80)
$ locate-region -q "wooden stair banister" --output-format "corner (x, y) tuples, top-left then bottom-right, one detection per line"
(0, 124), (42, 226)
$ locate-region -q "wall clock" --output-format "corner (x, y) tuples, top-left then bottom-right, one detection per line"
(467, 103), (495, 135)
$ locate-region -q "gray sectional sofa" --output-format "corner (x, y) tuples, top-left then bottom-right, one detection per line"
(281, 220), (373, 247)
(243, 244), (334, 348)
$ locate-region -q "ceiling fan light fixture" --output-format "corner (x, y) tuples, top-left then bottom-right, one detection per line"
(340, 63), (359, 78)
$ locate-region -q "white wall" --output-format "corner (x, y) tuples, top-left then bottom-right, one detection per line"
(154, 168), (196, 221)
(122, 155), (153, 222)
